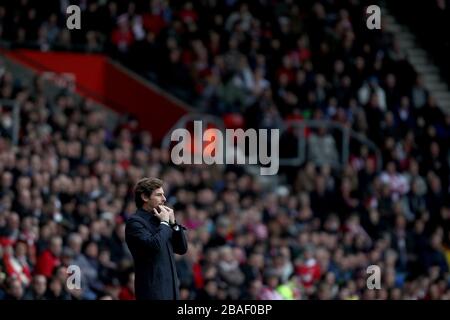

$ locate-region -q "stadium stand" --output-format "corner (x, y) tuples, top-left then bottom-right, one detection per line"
(0, 0), (449, 300)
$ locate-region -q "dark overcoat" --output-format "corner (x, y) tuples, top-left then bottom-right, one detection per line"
(125, 209), (188, 300)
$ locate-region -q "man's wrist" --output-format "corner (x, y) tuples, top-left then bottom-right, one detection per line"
(160, 220), (170, 227)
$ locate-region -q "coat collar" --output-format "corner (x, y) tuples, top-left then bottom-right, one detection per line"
(136, 208), (160, 225)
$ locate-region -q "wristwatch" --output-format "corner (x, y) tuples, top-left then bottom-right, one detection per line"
(170, 220), (179, 231)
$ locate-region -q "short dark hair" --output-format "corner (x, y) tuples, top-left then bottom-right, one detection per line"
(134, 177), (163, 208)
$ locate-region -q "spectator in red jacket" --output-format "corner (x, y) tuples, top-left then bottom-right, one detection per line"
(295, 247), (322, 289)
(34, 236), (62, 278)
(118, 272), (135, 300)
(2, 241), (31, 287)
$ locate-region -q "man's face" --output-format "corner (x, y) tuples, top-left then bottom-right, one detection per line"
(50, 238), (63, 256)
(10, 280), (23, 299)
(34, 276), (47, 296)
(144, 187), (166, 210)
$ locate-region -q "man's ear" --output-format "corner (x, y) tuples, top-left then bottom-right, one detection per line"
(141, 193), (149, 204)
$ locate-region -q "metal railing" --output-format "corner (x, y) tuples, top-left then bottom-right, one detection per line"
(161, 114), (383, 173)
(279, 119), (383, 172)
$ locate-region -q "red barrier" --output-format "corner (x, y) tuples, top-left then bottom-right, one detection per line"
(104, 61), (188, 142)
(4, 49), (188, 143)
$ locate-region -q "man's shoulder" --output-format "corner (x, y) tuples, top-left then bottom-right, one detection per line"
(125, 213), (144, 225)
(125, 212), (155, 228)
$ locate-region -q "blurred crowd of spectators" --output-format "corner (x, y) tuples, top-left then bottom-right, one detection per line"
(0, 67), (449, 299)
(0, 0), (449, 300)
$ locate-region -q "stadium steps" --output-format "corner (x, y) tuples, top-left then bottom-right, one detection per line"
(383, 7), (450, 114)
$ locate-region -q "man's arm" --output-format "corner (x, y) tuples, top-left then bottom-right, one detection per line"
(163, 205), (188, 255)
(171, 225), (188, 255)
(126, 218), (172, 252)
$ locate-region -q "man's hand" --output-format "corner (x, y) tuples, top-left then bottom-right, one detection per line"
(153, 205), (170, 223)
(163, 205), (175, 225)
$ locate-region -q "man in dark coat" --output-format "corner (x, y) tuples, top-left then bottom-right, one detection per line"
(125, 177), (188, 300)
